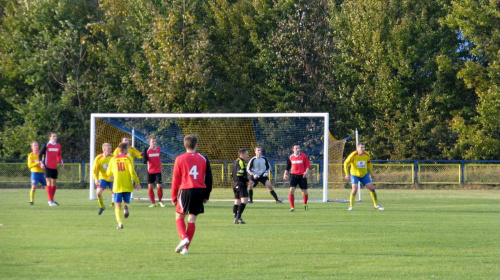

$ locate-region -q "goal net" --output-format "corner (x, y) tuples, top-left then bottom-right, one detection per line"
(90, 113), (345, 202)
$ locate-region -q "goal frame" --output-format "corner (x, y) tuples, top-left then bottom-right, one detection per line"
(89, 113), (330, 201)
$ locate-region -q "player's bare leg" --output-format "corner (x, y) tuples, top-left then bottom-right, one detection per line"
(148, 184), (156, 207)
(288, 186), (296, 211)
(365, 182), (384, 210)
(265, 180), (282, 203)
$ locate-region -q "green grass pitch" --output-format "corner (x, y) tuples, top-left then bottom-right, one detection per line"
(0, 188), (499, 279)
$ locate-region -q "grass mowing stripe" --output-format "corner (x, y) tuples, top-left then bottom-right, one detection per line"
(0, 189), (499, 279)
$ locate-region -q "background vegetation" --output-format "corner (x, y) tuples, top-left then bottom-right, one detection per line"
(0, 0), (498, 160)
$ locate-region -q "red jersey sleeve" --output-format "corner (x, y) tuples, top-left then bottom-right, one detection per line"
(57, 143), (62, 163)
(303, 154), (311, 169)
(171, 157), (181, 203)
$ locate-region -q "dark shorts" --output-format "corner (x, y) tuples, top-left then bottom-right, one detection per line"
(31, 172), (46, 186)
(176, 188), (206, 216)
(290, 174), (308, 189)
(147, 173), (162, 184)
(233, 182), (249, 199)
(44, 168), (58, 179)
(250, 176), (269, 186)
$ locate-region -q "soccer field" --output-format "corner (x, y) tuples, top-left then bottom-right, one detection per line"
(0, 189), (499, 279)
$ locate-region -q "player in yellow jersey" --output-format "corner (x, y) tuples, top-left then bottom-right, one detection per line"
(107, 143), (141, 229)
(344, 142), (384, 211)
(93, 143), (114, 215)
(111, 137), (142, 206)
(27, 141), (46, 205)
(113, 137), (143, 160)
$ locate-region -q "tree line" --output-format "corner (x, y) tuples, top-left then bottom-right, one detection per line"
(0, 0), (498, 160)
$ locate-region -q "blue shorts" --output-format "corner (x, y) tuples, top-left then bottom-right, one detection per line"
(98, 180), (113, 190)
(31, 172), (46, 186)
(351, 173), (372, 186)
(113, 192), (131, 204)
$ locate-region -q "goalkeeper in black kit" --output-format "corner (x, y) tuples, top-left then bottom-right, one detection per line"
(232, 148), (250, 224)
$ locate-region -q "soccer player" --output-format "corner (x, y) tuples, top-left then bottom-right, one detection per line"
(283, 144), (311, 211)
(112, 136), (142, 206)
(93, 143), (114, 215)
(39, 132), (64, 206)
(232, 148), (250, 224)
(113, 137), (143, 160)
(27, 141), (46, 205)
(107, 143), (141, 229)
(143, 137), (164, 208)
(344, 142), (384, 211)
(171, 135), (213, 255)
(247, 147), (282, 204)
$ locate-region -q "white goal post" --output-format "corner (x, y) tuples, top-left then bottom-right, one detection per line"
(89, 113), (330, 202)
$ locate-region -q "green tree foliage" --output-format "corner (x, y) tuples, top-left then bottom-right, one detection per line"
(0, 0), (498, 160)
(443, 0), (500, 159)
(330, 0), (474, 159)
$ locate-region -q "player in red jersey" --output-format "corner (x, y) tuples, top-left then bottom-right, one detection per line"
(143, 137), (165, 207)
(39, 132), (65, 206)
(283, 144), (311, 211)
(171, 135), (213, 254)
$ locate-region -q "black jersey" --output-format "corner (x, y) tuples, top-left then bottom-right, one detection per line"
(232, 158), (249, 183)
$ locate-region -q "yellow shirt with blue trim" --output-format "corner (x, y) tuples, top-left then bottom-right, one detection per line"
(107, 154), (140, 193)
(113, 146), (143, 159)
(27, 152), (43, 173)
(344, 151), (373, 178)
(93, 153), (113, 182)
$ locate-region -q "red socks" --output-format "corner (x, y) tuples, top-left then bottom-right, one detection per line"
(186, 223), (195, 249)
(176, 218), (188, 239)
(289, 194), (295, 208)
(303, 194), (308, 205)
(46, 186), (56, 201)
(148, 188), (155, 204)
(157, 187), (163, 202)
(46, 186), (53, 201)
